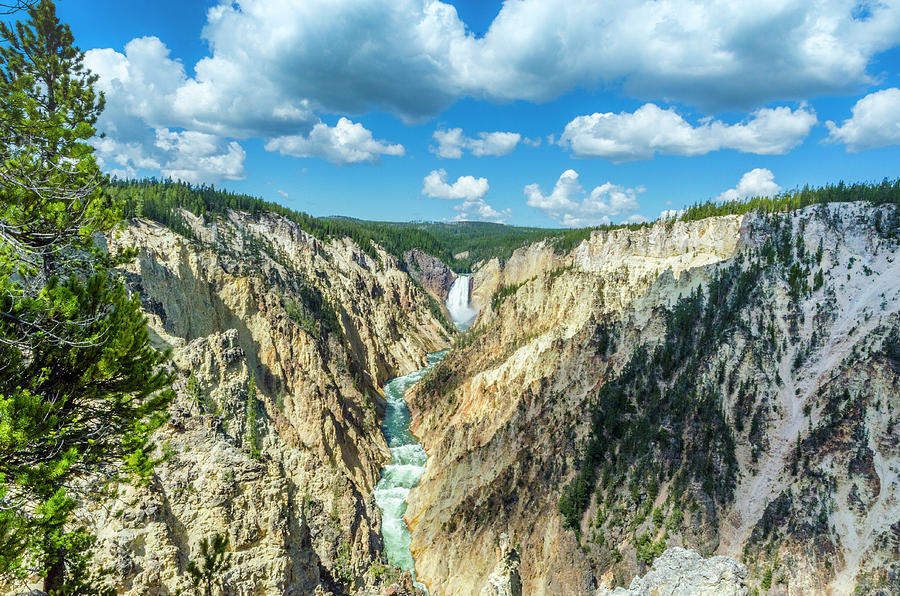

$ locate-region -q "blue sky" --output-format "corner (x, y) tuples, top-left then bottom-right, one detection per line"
(41, 0), (900, 226)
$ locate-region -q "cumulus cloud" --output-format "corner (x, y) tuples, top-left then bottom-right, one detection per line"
(659, 208), (685, 220)
(85, 38), (251, 182)
(422, 169), (489, 200)
(451, 198), (512, 223)
(93, 127), (246, 183)
(265, 118), (404, 165)
(716, 168), (782, 202)
(155, 130), (246, 183)
(85, 36), (401, 178)
(87, 0), (900, 158)
(524, 169), (643, 227)
(228, 0), (900, 113)
(421, 170), (509, 223)
(825, 88), (900, 151)
(559, 104), (817, 162)
(85, 37), (318, 140)
(461, 0), (900, 110)
(431, 128), (522, 158)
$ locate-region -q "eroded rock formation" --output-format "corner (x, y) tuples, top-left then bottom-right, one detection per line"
(403, 249), (457, 303)
(596, 548), (747, 596)
(82, 210), (451, 595)
(407, 203), (900, 595)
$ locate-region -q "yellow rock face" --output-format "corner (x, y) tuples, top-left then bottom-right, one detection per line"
(81, 210), (451, 595)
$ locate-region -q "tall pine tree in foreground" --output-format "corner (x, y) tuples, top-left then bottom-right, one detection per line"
(0, 1), (173, 593)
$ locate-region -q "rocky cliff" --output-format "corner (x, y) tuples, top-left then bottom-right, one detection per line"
(596, 547), (748, 595)
(406, 203), (900, 595)
(403, 249), (457, 303)
(80, 209), (451, 595)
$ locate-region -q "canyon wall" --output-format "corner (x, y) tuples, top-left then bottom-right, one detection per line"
(403, 249), (457, 303)
(407, 204), (900, 595)
(82, 210), (451, 595)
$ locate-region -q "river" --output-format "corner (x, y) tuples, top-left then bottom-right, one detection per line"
(373, 273), (475, 582)
(372, 349), (447, 575)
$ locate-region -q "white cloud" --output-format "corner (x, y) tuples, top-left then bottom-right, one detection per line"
(659, 208), (685, 220)
(265, 118), (404, 165)
(85, 38), (252, 183)
(85, 37), (401, 177)
(155, 129), (247, 183)
(524, 169), (644, 227)
(86, 0), (900, 155)
(559, 104), (817, 162)
(93, 127), (246, 184)
(716, 168), (782, 202)
(623, 214), (649, 224)
(431, 128), (522, 158)
(277, 189), (289, 198)
(464, 0), (900, 110)
(825, 88), (900, 151)
(451, 198), (512, 223)
(421, 169), (509, 223)
(422, 169), (489, 200)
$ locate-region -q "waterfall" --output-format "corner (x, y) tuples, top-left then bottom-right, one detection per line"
(446, 275), (478, 329)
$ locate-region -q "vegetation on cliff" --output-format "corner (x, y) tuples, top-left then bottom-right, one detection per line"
(557, 257), (758, 536)
(111, 177), (900, 282)
(680, 179), (900, 222)
(554, 206), (900, 588)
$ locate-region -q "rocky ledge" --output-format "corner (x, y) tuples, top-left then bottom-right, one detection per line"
(596, 548), (747, 596)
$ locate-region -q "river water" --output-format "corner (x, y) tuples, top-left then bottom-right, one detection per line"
(373, 350), (447, 573)
(373, 273), (476, 579)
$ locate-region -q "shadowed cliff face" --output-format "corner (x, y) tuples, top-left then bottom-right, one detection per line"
(81, 210), (451, 595)
(403, 249), (457, 304)
(406, 203), (900, 595)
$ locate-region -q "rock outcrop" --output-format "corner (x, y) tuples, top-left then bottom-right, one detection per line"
(480, 534), (522, 596)
(596, 548), (747, 596)
(79, 209), (452, 595)
(403, 249), (457, 303)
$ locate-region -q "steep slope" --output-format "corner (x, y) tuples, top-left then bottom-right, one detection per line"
(82, 209), (451, 595)
(406, 203), (900, 595)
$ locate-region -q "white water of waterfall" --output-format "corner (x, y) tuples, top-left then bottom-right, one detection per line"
(446, 275), (478, 330)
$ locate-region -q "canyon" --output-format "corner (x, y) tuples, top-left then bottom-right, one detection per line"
(51, 200), (899, 595)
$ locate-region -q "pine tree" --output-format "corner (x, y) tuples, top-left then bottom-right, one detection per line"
(0, 1), (38, 15)
(245, 374), (260, 460)
(186, 533), (232, 596)
(0, 2), (173, 592)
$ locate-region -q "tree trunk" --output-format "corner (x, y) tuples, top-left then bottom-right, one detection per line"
(43, 547), (65, 595)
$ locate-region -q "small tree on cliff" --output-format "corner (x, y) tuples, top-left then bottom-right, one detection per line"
(244, 374), (260, 460)
(186, 533), (232, 596)
(0, 1), (172, 592)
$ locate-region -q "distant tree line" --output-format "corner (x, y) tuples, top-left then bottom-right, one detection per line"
(679, 179), (900, 221)
(109, 178), (900, 272)
(108, 179), (586, 270)
(108, 178), (448, 264)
